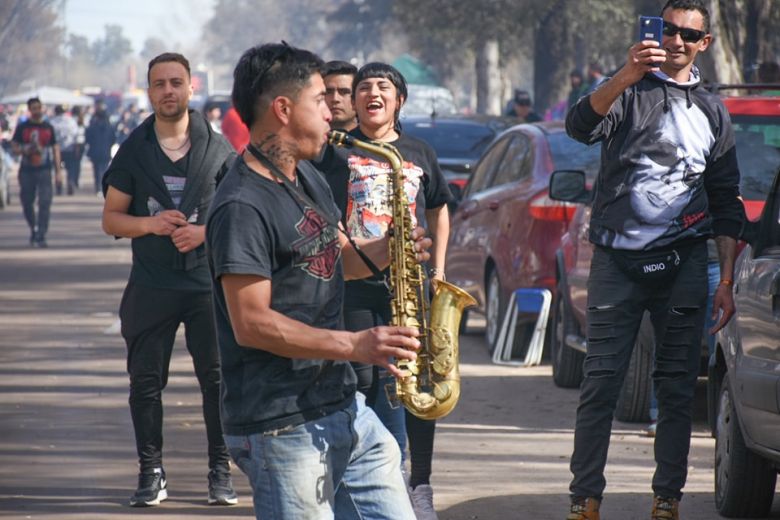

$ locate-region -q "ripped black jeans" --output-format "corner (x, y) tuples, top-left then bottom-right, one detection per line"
(569, 242), (707, 501)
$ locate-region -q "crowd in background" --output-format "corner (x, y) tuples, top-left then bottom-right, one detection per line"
(0, 100), (152, 197)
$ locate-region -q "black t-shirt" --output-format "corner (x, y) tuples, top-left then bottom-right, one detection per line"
(106, 129), (226, 291)
(12, 120), (57, 171)
(206, 157), (356, 435)
(317, 128), (452, 306)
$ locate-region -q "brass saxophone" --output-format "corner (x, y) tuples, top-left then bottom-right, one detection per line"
(328, 130), (476, 420)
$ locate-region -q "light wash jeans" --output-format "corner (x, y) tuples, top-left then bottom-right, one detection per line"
(225, 393), (415, 520)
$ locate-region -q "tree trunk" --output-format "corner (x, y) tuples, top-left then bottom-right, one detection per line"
(698, 0), (743, 83)
(475, 38), (502, 115)
(533, 0), (573, 117)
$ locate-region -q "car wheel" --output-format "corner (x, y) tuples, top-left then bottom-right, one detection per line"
(614, 313), (654, 423)
(550, 286), (584, 388)
(458, 309), (470, 335)
(484, 268), (506, 353)
(714, 375), (777, 517)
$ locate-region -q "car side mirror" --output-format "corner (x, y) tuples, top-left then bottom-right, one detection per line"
(549, 169), (590, 203)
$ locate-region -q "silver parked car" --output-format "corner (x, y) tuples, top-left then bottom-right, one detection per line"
(709, 166), (780, 518)
(0, 147), (13, 209)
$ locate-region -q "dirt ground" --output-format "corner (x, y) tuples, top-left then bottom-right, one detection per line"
(0, 176), (777, 519)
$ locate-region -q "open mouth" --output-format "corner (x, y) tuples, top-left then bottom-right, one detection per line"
(365, 101), (383, 114)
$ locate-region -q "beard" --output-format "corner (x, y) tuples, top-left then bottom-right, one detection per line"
(155, 98), (188, 120)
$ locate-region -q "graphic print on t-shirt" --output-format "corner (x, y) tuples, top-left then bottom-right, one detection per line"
(158, 174), (198, 223)
(21, 126), (54, 168)
(292, 208), (340, 280)
(345, 155), (422, 239)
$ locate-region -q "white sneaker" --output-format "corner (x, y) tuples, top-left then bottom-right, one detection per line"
(409, 484), (438, 520)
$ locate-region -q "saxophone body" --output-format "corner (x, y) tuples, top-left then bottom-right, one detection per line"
(328, 130), (476, 420)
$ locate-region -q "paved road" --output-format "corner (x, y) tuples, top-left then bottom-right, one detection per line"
(0, 178), (777, 519)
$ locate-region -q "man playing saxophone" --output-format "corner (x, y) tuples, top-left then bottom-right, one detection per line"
(205, 42), (432, 520)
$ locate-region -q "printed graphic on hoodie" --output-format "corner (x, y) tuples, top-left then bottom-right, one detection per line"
(345, 154), (423, 239)
(613, 95), (714, 249)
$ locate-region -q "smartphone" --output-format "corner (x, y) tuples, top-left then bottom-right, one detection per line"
(638, 15), (664, 43)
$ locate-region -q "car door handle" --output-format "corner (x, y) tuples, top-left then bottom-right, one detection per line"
(488, 201), (500, 211)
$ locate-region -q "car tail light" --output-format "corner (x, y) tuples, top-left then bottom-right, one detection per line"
(449, 178), (468, 190)
(528, 191), (577, 221)
(742, 200), (764, 221)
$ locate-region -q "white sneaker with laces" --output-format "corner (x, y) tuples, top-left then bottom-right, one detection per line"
(409, 484), (438, 520)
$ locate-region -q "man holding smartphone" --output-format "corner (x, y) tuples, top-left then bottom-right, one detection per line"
(564, 1), (743, 519)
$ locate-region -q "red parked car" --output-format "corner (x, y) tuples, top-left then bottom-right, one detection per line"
(550, 86), (780, 423)
(445, 121), (601, 351)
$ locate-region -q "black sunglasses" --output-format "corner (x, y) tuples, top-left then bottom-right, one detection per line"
(662, 21), (706, 43)
(251, 41), (292, 92)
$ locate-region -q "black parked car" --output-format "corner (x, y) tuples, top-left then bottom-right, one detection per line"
(709, 167), (780, 518)
(401, 115), (514, 196)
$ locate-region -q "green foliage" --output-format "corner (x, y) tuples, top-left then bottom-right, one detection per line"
(91, 25), (133, 68)
(203, 0), (334, 67)
(326, 0), (396, 63)
(140, 37), (168, 62)
(0, 0), (64, 97)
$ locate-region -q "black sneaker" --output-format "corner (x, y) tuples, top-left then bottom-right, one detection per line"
(208, 467), (237, 505)
(36, 236), (47, 248)
(129, 467), (168, 507)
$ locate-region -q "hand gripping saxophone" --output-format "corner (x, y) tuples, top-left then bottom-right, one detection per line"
(328, 130), (476, 420)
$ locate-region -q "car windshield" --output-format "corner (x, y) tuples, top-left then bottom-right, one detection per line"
(546, 132), (602, 180)
(402, 86), (458, 118)
(403, 122), (496, 159)
(731, 115), (780, 201)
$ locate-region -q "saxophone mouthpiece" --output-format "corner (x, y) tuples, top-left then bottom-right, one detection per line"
(327, 130), (354, 148)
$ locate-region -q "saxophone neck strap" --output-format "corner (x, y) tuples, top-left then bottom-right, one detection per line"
(246, 143), (385, 280)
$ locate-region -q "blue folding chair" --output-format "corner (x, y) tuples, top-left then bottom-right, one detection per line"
(492, 288), (552, 367)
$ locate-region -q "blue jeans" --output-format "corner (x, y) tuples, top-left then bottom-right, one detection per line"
(649, 261), (719, 421)
(570, 243), (708, 500)
(225, 393), (415, 520)
(345, 305), (407, 464)
(18, 167), (53, 237)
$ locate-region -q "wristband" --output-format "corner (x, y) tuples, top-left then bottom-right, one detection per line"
(719, 279), (733, 287)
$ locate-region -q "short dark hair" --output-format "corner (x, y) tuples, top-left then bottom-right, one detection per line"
(27, 97), (41, 108)
(54, 104), (65, 115)
(231, 42), (324, 129)
(661, 0), (710, 33)
(353, 62), (408, 128)
(514, 89), (532, 106)
(353, 63), (408, 101)
(147, 52), (191, 85)
(322, 60), (357, 79)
